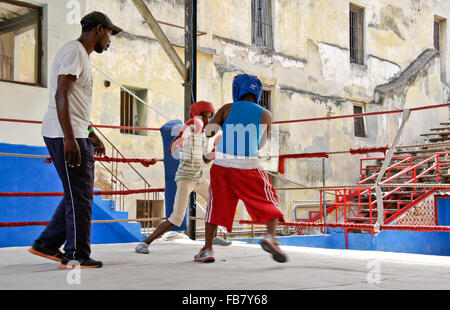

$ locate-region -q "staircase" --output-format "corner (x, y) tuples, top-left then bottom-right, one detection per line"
(297, 121), (450, 234)
(420, 122), (450, 143)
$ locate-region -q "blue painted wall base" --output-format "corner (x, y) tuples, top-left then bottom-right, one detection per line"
(233, 197), (450, 256)
(0, 143), (143, 248)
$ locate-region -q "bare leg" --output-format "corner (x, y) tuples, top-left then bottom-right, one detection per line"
(142, 220), (175, 245)
(203, 223), (218, 249)
(262, 218), (287, 263)
(266, 218), (278, 237)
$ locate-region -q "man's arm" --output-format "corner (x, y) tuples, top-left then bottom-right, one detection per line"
(205, 103), (230, 138)
(258, 109), (272, 150)
(55, 74), (80, 168)
(88, 125), (106, 157)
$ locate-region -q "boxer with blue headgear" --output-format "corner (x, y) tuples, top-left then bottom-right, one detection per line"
(194, 73), (287, 264)
(232, 74), (263, 104)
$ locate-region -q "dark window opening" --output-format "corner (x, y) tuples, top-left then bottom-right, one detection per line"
(350, 5), (364, 65)
(136, 200), (164, 229)
(120, 87), (148, 136)
(259, 88), (271, 111)
(354, 105), (367, 138)
(252, 0), (273, 49)
(0, 0), (42, 85)
(434, 20), (441, 52)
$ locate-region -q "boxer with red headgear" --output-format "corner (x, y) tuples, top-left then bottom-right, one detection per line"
(135, 101), (215, 254)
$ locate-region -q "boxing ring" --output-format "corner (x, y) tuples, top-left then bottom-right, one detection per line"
(1, 103), (449, 237)
(1, 99), (450, 289)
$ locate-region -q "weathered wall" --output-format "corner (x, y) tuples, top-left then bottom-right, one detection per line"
(0, 0), (87, 146)
(2, 0), (449, 223)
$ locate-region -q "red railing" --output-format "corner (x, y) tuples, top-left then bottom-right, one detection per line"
(360, 156), (412, 180)
(317, 152), (449, 226)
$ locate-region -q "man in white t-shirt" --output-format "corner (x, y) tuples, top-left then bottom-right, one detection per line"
(28, 11), (122, 269)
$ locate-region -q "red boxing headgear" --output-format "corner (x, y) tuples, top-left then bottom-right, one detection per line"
(189, 101), (215, 118)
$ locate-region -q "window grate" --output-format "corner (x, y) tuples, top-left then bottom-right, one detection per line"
(434, 20), (441, 52)
(120, 88), (148, 136)
(252, 0), (273, 49)
(350, 5), (364, 65)
(259, 89), (271, 111)
(354, 105), (367, 138)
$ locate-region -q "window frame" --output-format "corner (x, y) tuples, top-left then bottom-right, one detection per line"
(120, 87), (148, 136)
(259, 87), (272, 111)
(0, 0), (43, 87)
(251, 0), (274, 50)
(349, 4), (365, 66)
(353, 104), (368, 138)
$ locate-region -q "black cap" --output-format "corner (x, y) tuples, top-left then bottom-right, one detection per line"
(80, 11), (123, 35)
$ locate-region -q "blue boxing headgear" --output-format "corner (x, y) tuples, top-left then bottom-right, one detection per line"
(232, 74), (263, 104)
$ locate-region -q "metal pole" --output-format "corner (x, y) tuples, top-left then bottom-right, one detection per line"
(374, 109), (411, 232)
(322, 158), (327, 233)
(186, 0), (197, 240)
(131, 0), (187, 82)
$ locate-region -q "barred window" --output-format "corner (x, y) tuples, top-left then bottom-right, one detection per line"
(252, 0), (273, 49)
(120, 87), (148, 136)
(259, 88), (271, 111)
(0, 0), (42, 85)
(350, 4), (364, 65)
(434, 19), (443, 52)
(354, 105), (367, 138)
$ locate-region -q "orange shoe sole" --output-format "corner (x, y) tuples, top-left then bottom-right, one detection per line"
(59, 263), (102, 269)
(28, 248), (62, 262)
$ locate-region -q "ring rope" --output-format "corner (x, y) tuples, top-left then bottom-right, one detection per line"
(0, 152), (161, 167)
(0, 188), (165, 197)
(273, 184), (450, 191)
(0, 118), (160, 132)
(272, 102), (450, 125)
(2, 103), (448, 132)
(0, 217), (167, 228)
(239, 220), (450, 232)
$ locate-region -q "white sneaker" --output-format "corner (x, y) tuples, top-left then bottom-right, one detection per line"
(194, 247), (215, 263)
(260, 234), (287, 263)
(213, 237), (232, 246)
(135, 242), (150, 254)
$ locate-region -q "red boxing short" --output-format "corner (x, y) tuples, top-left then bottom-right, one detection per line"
(205, 164), (285, 232)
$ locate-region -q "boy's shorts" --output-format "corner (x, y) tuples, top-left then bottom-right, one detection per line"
(205, 164), (284, 232)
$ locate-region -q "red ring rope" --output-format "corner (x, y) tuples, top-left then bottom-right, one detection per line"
(44, 156), (158, 167)
(239, 220), (450, 232)
(272, 102), (450, 125)
(0, 118), (160, 131)
(2, 103), (449, 130)
(0, 188), (165, 197)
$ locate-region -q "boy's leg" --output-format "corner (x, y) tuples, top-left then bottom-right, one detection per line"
(139, 181), (195, 247)
(195, 180), (232, 246)
(141, 220), (174, 245)
(203, 222), (218, 250)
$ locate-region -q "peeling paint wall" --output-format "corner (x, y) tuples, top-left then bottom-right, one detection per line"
(2, 0), (449, 223)
(85, 0), (450, 218)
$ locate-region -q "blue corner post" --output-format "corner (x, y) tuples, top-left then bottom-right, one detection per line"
(160, 120), (188, 231)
